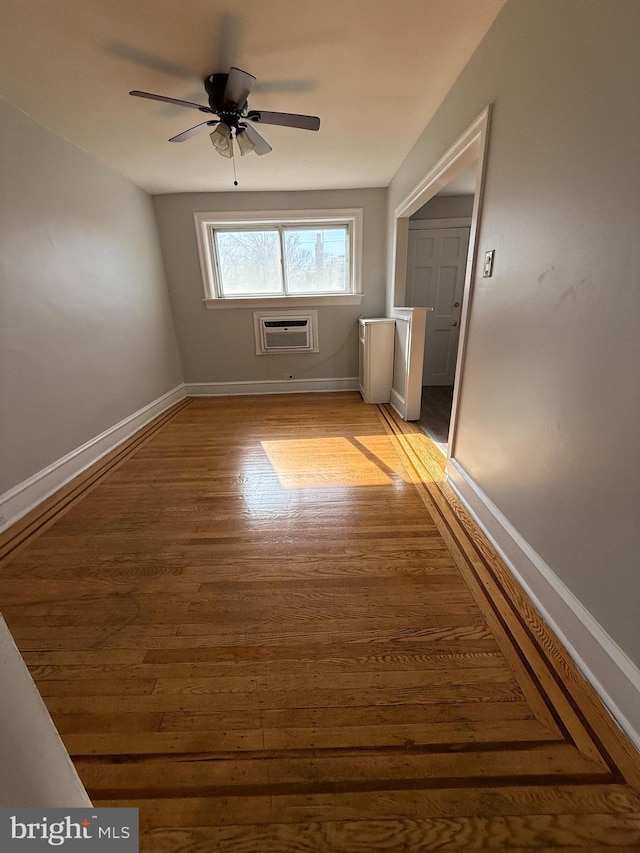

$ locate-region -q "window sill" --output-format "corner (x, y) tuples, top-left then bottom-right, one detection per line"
(203, 295), (363, 310)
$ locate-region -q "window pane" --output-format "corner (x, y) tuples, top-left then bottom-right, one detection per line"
(283, 227), (349, 293)
(215, 230), (283, 296)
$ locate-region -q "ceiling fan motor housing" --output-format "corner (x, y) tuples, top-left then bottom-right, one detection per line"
(206, 73), (238, 112)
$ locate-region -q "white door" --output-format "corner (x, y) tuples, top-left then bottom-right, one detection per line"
(406, 226), (470, 385)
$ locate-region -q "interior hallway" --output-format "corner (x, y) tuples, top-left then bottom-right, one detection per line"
(418, 385), (455, 453)
(0, 393), (639, 851)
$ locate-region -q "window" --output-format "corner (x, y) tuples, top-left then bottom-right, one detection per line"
(194, 209), (363, 308)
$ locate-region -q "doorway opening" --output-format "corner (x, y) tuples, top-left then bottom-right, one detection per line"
(407, 169), (476, 452)
(391, 106), (491, 461)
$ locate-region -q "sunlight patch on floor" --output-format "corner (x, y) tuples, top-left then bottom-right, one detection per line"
(261, 435), (410, 489)
(395, 432), (447, 485)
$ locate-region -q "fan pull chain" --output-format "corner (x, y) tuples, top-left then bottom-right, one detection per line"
(232, 138), (239, 186)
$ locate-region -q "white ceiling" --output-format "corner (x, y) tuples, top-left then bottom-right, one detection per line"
(0, 0), (505, 194)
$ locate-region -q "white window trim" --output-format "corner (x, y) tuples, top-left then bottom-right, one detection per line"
(194, 209), (363, 309)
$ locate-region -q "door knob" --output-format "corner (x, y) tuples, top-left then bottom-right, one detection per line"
(454, 301), (460, 307)
(452, 321), (458, 327)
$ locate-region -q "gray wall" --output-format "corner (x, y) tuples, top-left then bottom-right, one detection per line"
(388, 0), (640, 664)
(153, 189), (387, 384)
(411, 194), (474, 220)
(0, 98), (183, 494)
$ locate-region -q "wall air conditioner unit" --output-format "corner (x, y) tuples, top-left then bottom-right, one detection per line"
(253, 310), (319, 355)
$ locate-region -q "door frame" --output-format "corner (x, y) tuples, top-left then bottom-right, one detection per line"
(391, 105), (492, 460)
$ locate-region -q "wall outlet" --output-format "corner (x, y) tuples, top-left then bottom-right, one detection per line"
(283, 373), (294, 381)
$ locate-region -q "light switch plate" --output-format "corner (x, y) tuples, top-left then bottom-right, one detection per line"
(483, 250), (495, 278)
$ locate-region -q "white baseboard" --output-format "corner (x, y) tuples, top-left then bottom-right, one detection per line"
(0, 385), (186, 534)
(447, 457), (640, 751)
(186, 377), (359, 396)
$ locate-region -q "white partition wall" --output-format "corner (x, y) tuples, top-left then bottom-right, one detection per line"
(0, 617), (91, 807)
(389, 307), (428, 421)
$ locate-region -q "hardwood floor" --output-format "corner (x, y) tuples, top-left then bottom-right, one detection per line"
(1, 393), (639, 851)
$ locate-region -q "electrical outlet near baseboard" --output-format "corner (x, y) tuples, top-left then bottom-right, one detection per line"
(283, 373), (294, 381)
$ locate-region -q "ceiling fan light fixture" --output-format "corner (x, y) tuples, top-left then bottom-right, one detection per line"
(210, 122), (233, 158)
(130, 66), (320, 162)
(236, 128), (256, 157)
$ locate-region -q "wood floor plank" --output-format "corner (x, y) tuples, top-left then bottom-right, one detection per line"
(63, 730), (267, 756)
(42, 680), (524, 715)
(35, 678), (157, 697)
(261, 718), (560, 750)
(1, 392), (638, 850)
(135, 814), (640, 852)
(102, 784), (640, 827)
(51, 711), (164, 734)
(22, 649), (149, 665)
(252, 667), (515, 692)
(149, 667), (517, 698)
(160, 701), (538, 734)
(62, 718), (559, 756)
(76, 744), (611, 799)
(141, 636), (500, 664)
(26, 648), (506, 680)
(186, 616), (491, 639)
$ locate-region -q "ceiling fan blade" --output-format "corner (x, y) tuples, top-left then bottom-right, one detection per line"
(169, 120), (219, 143)
(246, 110), (320, 131)
(109, 42), (196, 81)
(129, 90), (214, 113)
(223, 67), (256, 109)
(241, 122), (273, 156)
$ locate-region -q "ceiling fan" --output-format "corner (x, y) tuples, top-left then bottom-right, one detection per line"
(130, 66), (320, 158)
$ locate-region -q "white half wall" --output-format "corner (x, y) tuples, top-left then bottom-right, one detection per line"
(0, 616), (91, 807)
